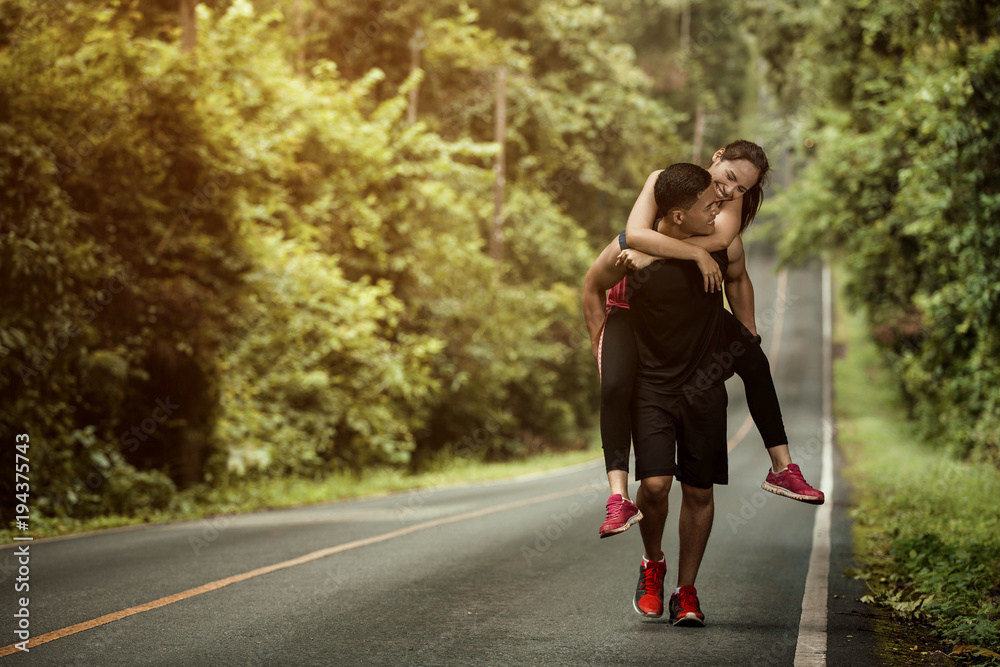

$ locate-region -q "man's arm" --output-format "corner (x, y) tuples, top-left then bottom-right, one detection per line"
(583, 238), (629, 359)
(724, 236), (758, 336)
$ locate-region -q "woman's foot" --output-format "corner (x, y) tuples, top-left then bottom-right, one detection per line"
(599, 494), (643, 537)
(761, 464), (825, 504)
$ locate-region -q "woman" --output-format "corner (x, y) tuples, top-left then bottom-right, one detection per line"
(583, 140), (824, 539)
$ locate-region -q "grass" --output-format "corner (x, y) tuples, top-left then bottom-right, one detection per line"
(833, 264), (1000, 661)
(4, 439), (604, 542)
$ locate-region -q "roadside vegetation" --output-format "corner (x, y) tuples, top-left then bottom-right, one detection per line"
(0, 439), (601, 541)
(756, 2), (1000, 657)
(833, 265), (1000, 660)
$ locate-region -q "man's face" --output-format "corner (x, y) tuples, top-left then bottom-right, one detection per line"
(679, 186), (721, 236)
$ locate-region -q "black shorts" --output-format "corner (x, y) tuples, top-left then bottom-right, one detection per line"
(630, 382), (728, 488)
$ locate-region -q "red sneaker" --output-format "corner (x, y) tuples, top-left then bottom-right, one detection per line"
(599, 494), (643, 538)
(632, 559), (665, 618)
(761, 463), (825, 505)
(668, 585), (705, 626)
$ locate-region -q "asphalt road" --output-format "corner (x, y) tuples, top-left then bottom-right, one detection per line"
(0, 242), (878, 666)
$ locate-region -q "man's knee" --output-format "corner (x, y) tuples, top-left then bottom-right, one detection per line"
(681, 483), (714, 507)
(640, 476), (672, 503)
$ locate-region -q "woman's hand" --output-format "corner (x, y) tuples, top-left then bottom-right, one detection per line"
(615, 249), (657, 272)
(693, 247), (723, 293)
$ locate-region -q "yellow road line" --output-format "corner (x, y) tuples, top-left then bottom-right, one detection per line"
(0, 484), (594, 658)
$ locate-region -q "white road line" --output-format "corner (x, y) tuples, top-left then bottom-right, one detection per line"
(794, 262), (835, 666)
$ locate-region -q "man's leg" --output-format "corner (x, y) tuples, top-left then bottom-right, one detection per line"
(632, 475), (671, 618)
(629, 383), (678, 618)
(667, 385), (726, 627)
(636, 475), (672, 561)
(676, 482), (714, 587)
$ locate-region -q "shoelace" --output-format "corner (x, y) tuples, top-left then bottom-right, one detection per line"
(642, 564), (663, 593)
(605, 499), (624, 522)
(676, 588), (698, 613)
(784, 465), (805, 481)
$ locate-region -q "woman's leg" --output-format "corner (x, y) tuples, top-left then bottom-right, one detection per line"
(722, 310), (824, 503)
(722, 310), (788, 452)
(598, 307), (645, 535)
(600, 307), (639, 491)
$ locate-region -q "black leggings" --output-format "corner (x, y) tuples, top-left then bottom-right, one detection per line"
(599, 307), (787, 473)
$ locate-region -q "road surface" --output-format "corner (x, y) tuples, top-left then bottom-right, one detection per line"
(0, 242), (877, 665)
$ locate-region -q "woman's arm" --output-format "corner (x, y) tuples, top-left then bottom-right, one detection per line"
(625, 181), (742, 254)
(679, 200), (743, 251)
(622, 170), (737, 292)
(623, 170), (702, 259)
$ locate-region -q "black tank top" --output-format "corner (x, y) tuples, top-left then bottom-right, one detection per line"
(628, 249), (730, 393)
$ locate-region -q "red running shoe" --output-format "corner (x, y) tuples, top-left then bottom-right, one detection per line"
(668, 585), (705, 627)
(632, 559), (665, 618)
(599, 494), (643, 538)
(761, 463), (825, 505)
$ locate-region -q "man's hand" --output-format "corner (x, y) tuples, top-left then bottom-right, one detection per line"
(616, 249), (657, 272)
(694, 247), (723, 293)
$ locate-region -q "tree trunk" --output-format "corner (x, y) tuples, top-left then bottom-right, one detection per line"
(407, 30), (424, 125)
(691, 101), (706, 164)
(680, 3), (691, 53)
(490, 67), (508, 263)
(294, 0), (305, 73)
(180, 0), (197, 54)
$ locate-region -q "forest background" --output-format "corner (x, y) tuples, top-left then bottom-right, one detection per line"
(1, 0), (998, 648)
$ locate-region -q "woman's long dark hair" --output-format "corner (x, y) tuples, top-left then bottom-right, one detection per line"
(717, 139), (771, 234)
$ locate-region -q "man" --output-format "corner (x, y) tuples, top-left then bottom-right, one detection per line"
(625, 163), (738, 625)
(582, 155), (822, 542)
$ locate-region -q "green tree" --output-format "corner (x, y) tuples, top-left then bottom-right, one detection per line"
(0, 0), (689, 521)
(747, 0), (1000, 465)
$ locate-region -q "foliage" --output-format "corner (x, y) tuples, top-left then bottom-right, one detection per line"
(216, 235), (442, 476)
(748, 0), (1000, 466)
(836, 270), (1000, 654)
(301, 0), (685, 241)
(1, 0), (248, 517)
(609, 0), (755, 160)
(857, 479), (1000, 652)
(3, 0), (687, 522)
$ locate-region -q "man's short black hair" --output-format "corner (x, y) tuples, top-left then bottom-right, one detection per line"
(654, 163), (713, 214)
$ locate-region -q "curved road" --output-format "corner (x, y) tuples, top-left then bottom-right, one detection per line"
(0, 242), (877, 665)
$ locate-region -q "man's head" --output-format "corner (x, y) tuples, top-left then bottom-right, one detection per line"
(653, 163), (720, 238)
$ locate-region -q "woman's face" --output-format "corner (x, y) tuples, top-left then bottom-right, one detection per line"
(707, 158), (761, 202)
